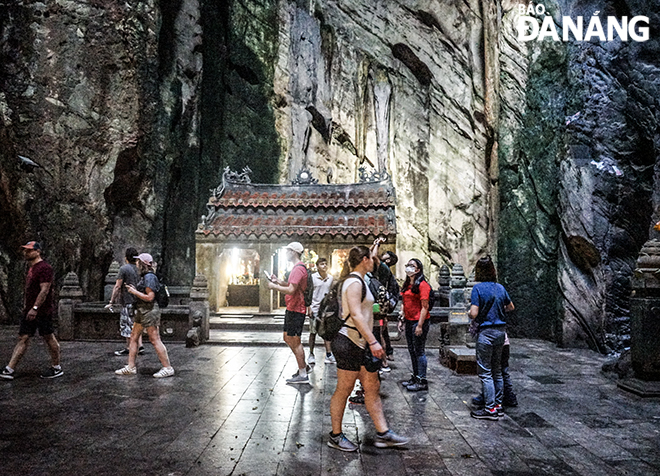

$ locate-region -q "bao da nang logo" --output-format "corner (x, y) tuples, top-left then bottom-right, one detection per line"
(517, 3), (649, 42)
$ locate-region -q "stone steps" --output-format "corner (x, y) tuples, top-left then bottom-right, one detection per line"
(207, 313), (445, 348)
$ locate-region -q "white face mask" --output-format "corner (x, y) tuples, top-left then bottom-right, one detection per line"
(405, 266), (416, 276)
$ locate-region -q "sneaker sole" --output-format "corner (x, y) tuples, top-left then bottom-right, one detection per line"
(41, 372), (63, 379)
(374, 439), (409, 448)
(286, 379), (310, 385)
(470, 413), (499, 421)
(327, 441), (358, 452)
(0, 374), (15, 380)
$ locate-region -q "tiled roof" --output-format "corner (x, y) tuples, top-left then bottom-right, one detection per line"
(197, 179), (396, 239)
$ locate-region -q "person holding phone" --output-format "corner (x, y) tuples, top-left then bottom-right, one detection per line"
(267, 242), (311, 385)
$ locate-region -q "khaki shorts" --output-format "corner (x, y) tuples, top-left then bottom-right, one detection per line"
(134, 303), (161, 328)
(309, 313), (320, 334)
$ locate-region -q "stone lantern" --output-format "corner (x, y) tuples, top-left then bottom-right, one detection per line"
(619, 239), (660, 396)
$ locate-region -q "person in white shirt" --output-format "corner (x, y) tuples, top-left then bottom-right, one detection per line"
(307, 258), (335, 365)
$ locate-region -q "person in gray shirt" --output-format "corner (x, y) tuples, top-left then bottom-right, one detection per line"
(107, 247), (143, 356)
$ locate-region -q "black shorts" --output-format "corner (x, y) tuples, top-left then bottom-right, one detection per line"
(331, 333), (374, 372)
(19, 312), (55, 337)
(283, 310), (306, 337)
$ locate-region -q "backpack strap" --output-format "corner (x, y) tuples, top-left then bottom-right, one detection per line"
(293, 263), (308, 287)
(342, 273), (367, 333)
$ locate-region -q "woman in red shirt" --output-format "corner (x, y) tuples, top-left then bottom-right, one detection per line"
(397, 258), (431, 392)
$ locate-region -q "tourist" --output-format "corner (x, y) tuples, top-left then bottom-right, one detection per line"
(115, 253), (174, 378)
(398, 258), (432, 392)
(472, 333), (518, 408)
(376, 251), (398, 360)
(106, 247), (144, 356)
(267, 242), (310, 384)
(328, 240), (409, 451)
(469, 256), (515, 420)
(0, 241), (63, 380)
(307, 257), (335, 365)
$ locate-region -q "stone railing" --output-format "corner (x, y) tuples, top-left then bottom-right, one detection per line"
(58, 270), (210, 344)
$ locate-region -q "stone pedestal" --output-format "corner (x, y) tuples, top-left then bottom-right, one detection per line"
(104, 261), (120, 302)
(622, 239), (660, 394)
(190, 274), (210, 342)
(58, 272), (84, 341)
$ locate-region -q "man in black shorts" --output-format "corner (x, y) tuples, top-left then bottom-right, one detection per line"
(267, 242), (310, 384)
(1, 241), (63, 380)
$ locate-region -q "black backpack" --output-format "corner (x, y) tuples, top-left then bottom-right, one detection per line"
(294, 264), (314, 307)
(366, 273), (396, 314)
(146, 272), (170, 308)
(317, 274), (366, 341)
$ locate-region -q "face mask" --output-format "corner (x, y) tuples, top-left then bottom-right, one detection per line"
(405, 266), (416, 276)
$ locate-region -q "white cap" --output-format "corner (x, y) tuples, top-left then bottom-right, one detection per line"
(285, 242), (304, 254)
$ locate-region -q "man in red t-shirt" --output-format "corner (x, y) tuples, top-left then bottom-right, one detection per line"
(0, 241), (63, 380)
(267, 242), (310, 384)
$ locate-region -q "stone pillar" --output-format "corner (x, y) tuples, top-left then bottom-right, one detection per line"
(437, 264), (450, 307)
(258, 243), (275, 313)
(58, 272), (84, 341)
(449, 264), (468, 308)
(189, 274), (210, 342)
(448, 264), (470, 346)
(104, 261), (120, 302)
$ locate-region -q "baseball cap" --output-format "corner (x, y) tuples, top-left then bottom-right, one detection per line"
(134, 253), (154, 265)
(285, 242), (304, 254)
(21, 241), (41, 250)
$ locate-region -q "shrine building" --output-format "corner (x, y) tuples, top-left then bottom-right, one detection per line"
(195, 168), (397, 312)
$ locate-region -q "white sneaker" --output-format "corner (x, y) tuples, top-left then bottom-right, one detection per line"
(286, 372), (310, 385)
(153, 366), (175, 378)
(115, 365), (137, 375)
(307, 353), (316, 365)
(324, 353), (336, 364)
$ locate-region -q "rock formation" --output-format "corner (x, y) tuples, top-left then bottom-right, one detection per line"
(0, 0), (658, 353)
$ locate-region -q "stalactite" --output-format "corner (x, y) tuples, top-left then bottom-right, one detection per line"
(371, 67), (391, 174)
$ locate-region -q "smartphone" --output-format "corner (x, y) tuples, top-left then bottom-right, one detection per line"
(264, 270), (274, 282)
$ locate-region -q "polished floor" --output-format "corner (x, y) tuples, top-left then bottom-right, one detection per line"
(0, 327), (659, 476)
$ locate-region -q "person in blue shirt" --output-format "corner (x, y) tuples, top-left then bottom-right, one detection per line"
(469, 256), (514, 420)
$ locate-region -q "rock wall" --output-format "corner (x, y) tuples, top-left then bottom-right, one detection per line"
(1, 0), (659, 352)
(273, 0), (494, 279)
(498, 0), (660, 351)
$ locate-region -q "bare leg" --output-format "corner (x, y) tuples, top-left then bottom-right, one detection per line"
(308, 332), (317, 355)
(42, 334), (60, 366)
(283, 333), (306, 370)
(127, 323), (143, 368)
(147, 326), (171, 368)
(330, 368), (359, 434)
(360, 367), (388, 433)
(8, 335), (30, 369)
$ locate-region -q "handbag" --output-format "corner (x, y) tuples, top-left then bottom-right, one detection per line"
(363, 346), (382, 373)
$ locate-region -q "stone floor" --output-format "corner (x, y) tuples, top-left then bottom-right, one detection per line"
(1, 327), (659, 476)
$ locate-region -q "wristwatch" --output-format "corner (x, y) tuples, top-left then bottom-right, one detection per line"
(32, 306), (38, 311)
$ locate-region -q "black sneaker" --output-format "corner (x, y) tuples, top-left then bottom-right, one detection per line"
(348, 394), (365, 404)
(402, 375), (417, 387)
(0, 367), (14, 380)
(114, 348), (129, 356)
(406, 380), (428, 392)
(40, 367), (63, 379)
(503, 396), (518, 407)
(138, 346), (146, 355)
(470, 408), (498, 420)
(472, 394), (484, 406)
